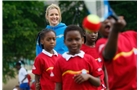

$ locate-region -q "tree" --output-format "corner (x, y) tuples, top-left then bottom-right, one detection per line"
(59, 1), (89, 27)
(3, 1), (46, 83)
(3, 1), (137, 84)
(109, 1), (137, 31)
(59, 1), (137, 31)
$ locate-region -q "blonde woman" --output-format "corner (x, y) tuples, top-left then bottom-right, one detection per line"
(36, 4), (68, 56)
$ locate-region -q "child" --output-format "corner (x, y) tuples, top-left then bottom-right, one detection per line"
(26, 69), (31, 87)
(81, 30), (108, 90)
(96, 16), (137, 89)
(32, 28), (61, 90)
(15, 60), (30, 90)
(53, 25), (103, 90)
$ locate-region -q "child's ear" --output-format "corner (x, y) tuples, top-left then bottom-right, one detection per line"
(40, 39), (44, 45)
(82, 37), (84, 44)
(64, 39), (66, 45)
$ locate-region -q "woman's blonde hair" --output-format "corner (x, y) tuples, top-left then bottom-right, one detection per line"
(45, 4), (62, 22)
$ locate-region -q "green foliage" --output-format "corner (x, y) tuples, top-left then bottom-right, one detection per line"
(59, 1), (137, 31)
(3, 1), (46, 83)
(2, 1), (137, 84)
(59, 1), (89, 27)
(109, 1), (137, 31)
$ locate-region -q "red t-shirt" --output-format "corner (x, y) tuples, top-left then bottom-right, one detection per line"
(27, 74), (31, 86)
(81, 44), (106, 90)
(30, 82), (35, 90)
(96, 30), (137, 90)
(32, 52), (61, 90)
(81, 44), (104, 68)
(53, 51), (103, 90)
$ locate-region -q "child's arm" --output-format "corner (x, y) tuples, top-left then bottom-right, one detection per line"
(21, 74), (28, 83)
(35, 74), (41, 90)
(73, 74), (101, 86)
(55, 82), (62, 90)
(103, 16), (126, 61)
(103, 65), (109, 90)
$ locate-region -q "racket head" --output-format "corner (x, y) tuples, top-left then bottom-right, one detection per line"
(84, 0), (118, 21)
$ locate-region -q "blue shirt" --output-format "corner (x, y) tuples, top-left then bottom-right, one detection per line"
(36, 23), (68, 56)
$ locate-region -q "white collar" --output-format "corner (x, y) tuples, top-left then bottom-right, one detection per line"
(62, 50), (85, 61)
(42, 49), (58, 57)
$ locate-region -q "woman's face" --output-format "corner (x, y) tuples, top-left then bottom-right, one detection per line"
(47, 8), (60, 26)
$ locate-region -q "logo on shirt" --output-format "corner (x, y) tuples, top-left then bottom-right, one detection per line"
(134, 48), (137, 55)
(32, 65), (36, 70)
(81, 69), (87, 74)
(56, 34), (63, 38)
(97, 58), (102, 62)
(50, 72), (54, 77)
(98, 68), (102, 72)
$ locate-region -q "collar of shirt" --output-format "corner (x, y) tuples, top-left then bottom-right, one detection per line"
(62, 50), (85, 61)
(42, 49), (58, 57)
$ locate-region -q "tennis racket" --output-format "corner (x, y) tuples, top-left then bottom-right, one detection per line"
(84, 0), (118, 21)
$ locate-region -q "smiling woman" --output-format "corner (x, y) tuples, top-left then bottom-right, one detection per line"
(36, 4), (68, 56)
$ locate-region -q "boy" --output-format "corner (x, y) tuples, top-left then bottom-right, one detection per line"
(53, 25), (103, 90)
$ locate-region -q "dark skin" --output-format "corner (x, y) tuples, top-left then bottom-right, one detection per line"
(64, 30), (84, 55)
(64, 31), (100, 85)
(84, 31), (109, 90)
(55, 30), (101, 90)
(98, 16), (127, 90)
(35, 31), (56, 90)
(16, 65), (28, 86)
(100, 16), (126, 60)
(85, 31), (98, 47)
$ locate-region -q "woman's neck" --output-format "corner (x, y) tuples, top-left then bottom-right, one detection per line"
(50, 23), (59, 27)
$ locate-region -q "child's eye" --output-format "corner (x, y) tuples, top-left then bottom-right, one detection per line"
(53, 38), (56, 41)
(75, 38), (80, 41)
(67, 39), (72, 42)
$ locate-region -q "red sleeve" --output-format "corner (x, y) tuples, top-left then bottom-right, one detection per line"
(27, 74), (31, 81)
(32, 55), (43, 75)
(52, 58), (62, 83)
(121, 30), (137, 47)
(89, 56), (103, 77)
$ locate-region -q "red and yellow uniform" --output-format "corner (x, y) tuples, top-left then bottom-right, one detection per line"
(81, 44), (106, 90)
(32, 49), (61, 90)
(53, 50), (103, 90)
(96, 31), (137, 90)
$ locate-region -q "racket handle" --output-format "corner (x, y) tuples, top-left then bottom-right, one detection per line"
(109, 8), (118, 21)
(110, 14), (118, 21)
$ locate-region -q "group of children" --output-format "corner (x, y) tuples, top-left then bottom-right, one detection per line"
(32, 25), (105, 90)
(31, 3), (137, 90)
(31, 25), (104, 90)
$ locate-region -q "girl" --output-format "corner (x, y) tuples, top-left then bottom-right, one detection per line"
(32, 28), (61, 90)
(81, 30), (108, 90)
(15, 60), (30, 90)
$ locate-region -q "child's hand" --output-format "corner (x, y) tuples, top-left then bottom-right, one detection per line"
(35, 82), (41, 90)
(73, 74), (89, 84)
(113, 16), (126, 32)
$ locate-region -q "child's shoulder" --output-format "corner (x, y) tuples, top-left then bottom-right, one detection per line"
(57, 54), (62, 59)
(35, 52), (45, 59)
(84, 53), (96, 60)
